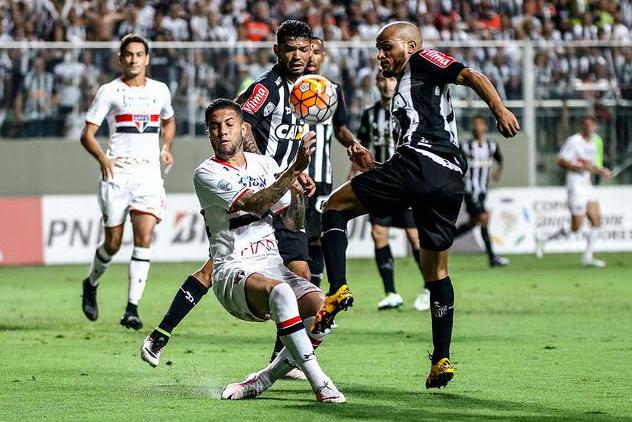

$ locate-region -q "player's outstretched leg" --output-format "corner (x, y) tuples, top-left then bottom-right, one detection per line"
(140, 263), (211, 367)
(313, 182), (366, 333)
(222, 281), (344, 402)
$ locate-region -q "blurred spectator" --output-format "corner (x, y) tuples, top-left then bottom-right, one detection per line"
(242, 1), (272, 41)
(16, 56), (58, 137)
(162, 4), (190, 41)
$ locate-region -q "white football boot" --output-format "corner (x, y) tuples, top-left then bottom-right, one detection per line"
(377, 292), (403, 310)
(315, 379), (346, 403)
(413, 289), (431, 311)
(221, 372), (272, 400)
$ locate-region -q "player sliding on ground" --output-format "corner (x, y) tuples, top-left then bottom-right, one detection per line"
(313, 21), (520, 389)
(141, 99), (345, 403)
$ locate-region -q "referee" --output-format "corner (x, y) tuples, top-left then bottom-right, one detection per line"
(455, 115), (509, 267)
(357, 70), (429, 311)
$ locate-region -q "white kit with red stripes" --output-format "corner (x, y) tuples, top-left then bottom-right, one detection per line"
(85, 77), (174, 163)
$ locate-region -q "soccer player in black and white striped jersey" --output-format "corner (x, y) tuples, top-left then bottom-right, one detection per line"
(357, 70), (430, 312)
(455, 115), (509, 267)
(303, 37), (358, 289)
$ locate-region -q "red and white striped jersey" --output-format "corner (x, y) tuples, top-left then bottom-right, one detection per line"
(86, 77), (174, 163)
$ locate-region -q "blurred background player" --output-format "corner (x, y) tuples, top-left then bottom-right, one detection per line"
(356, 69), (430, 311)
(80, 34), (175, 330)
(536, 116), (611, 267)
(455, 115), (509, 267)
(303, 36), (357, 289)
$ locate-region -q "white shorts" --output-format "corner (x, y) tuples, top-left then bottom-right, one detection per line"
(567, 184), (597, 216)
(212, 257), (321, 322)
(98, 163), (165, 227)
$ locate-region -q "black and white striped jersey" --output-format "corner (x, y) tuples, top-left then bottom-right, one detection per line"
(238, 64), (305, 170)
(461, 137), (503, 196)
(392, 49), (466, 157)
(357, 100), (398, 163)
(304, 82), (349, 185)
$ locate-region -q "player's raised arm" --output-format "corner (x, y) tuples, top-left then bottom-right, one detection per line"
(455, 68), (520, 138)
(234, 132), (316, 216)
(80, 122), (114, 181)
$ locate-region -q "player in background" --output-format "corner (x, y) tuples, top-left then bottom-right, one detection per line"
(80, 34), (175, 329)
(356, 70), (430, 311)
(535, 116), (611, 267)
(314, 22), (519, 389)
(143, 99), (345, 403)
(455, 115), (510, 267)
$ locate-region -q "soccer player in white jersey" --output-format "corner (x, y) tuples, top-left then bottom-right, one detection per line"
(80, 34), (176, 329)
(142, 99), (345, 403)
(536, 116), (611, 266)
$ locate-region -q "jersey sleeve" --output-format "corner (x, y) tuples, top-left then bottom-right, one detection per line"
(332, 84), (349, 127)
(160, 83), (175, 120)
(239, 79), (280, 129)
(357, 108), (371, 148)
(194, 167), (250, 213)
(558, 137), (577, 162)
(85, 85), (112, 126)
(413, 49), (466, 85)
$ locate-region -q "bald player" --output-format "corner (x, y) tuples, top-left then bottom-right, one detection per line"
(313, 22), (519, 389)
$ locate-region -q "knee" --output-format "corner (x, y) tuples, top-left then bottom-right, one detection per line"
(192, 269), (212, 288)
(478, 213), (489, 226)
(570, 219), (582, 232)
(371, 226), (386, 243)
(104, 235), (122, 255)
(294, 267), (311, 281)
(134, 233), (153, 248)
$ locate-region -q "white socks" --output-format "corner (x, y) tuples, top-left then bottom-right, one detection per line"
(268, 283), (329, 392)
(87, 244), (112, 286)
(584, 227), (599, 261)
(128, 246), (151, 305)
(261, 315), (331, 384)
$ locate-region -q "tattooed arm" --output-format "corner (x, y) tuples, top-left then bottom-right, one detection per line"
(242, 122), (262, 154)
(232, 132), (316, 217)
(282, 182), (305, 231)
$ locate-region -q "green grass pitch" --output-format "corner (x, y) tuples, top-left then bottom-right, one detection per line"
(1, 253), (631, 421)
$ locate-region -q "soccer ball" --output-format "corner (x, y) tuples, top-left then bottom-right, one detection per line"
(289, 74), (338, 124)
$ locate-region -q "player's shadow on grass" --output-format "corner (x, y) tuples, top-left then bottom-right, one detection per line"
(285, 384), (623, 422)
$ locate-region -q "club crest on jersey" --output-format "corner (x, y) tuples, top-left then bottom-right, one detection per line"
(133, 115), (150, 132)
(242, 83), (269, 114)
(264, 102), (275, 116)
(420, 49), (456, 68)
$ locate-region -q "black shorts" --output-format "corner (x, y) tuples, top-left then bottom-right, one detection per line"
(464, 193), (487, 217)
(351, 145), (465, 251)
(369, 208), (416, 228)
(305, 182), (333, 240)
(273, 214), (310, 265)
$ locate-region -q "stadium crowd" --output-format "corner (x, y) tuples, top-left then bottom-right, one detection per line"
(0, 0), (631, 137)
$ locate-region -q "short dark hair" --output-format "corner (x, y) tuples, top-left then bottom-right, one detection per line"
(205, 98), (243, 127)
(276, 20), (312, 45)
(120, 33), (149, 55)
(472, 114), (488, 122)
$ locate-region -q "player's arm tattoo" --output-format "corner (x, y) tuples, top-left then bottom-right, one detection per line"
(233, 166), (299, 217)
(242, 122), (261, 154)
(282, 184), (305, 231)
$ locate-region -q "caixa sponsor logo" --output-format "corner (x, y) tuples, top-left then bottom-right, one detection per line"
(170, 211), (208, 244)
(274, 124), (304, 140)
